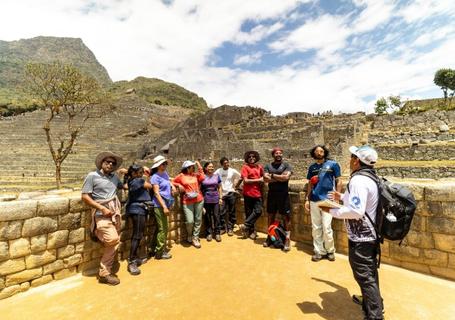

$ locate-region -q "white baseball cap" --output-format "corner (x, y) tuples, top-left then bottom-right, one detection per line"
(349, 145), (378, 166)
(181, 160), (196, 169)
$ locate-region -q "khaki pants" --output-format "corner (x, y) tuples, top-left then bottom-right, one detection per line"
(95, 216), (120, 277)
(310, 201), (335, 255)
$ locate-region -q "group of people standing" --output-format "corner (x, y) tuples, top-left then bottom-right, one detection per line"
(82, 143), (384, 320)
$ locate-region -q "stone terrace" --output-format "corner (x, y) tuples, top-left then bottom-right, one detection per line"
(0, 95), (193, 192)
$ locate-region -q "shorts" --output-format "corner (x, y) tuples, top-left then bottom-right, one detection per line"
(266, 191), (291, 215)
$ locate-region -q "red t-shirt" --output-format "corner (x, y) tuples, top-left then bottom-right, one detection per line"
(173, 166), (205, 205)
(241, 164), (264, 198)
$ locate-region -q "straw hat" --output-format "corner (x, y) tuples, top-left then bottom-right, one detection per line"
(95, 151), (123, 171)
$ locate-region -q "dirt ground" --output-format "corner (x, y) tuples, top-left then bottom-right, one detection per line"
(0, 233), (454, 320)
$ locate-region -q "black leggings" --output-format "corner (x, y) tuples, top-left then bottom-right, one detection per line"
(129, 214), (146, 261)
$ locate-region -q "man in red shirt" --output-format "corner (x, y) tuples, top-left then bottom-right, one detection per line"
(238, 150), (264, 240)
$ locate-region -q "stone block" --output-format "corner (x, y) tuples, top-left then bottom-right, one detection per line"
(80, 260), (100, 274)
(5, 268), (42, 286)
(425, 185), (455, 201)
(428, 217), (455, 234)
(429, 266), (455, 281)
(415, 201), (430, 216)
(0, 258), (26, 276)
(0, 284), (21, 300)
(58, 245), (75, 259)
(53, 267), (76, 280)
(422, 249), (448, 267)
(25, 250), (56, 269)
(410, 215), (426, 232)
(389, 243), (421, 264)
(37, 198), (69, 217)
(47, 230), (69, 249)
(68, 228), (85, 244)
(22, 217), (58, 237)
(0, 200), (37, 222)
(69, 195), (88, 212)
(31, 275), (53, 287)
(427, 201), (455, 218)
(30, 235), (47, 254)
(449, 254), (455, 268)
(59, 213), (82, 230)
(0, 242), (8, 262)
(43, 260), (65, 275)
(64, 254), (82, 268)
(405, 231), (434, 249)
(400, 261), (430, 274)
(433, 234), (455, 253)
(0, 221), (22, 241)
(9, 238), (31, 258)
(75, 243), (84, 254)
(0, 277), (4, 289)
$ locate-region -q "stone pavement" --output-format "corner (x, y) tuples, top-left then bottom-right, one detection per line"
(0, 233), (454, 320)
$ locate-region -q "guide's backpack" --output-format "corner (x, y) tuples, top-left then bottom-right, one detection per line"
(266, 221), (287, 249)
(351, 168), (417, 244)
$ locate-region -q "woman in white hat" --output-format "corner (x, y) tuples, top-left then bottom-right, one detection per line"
(149, 155), (177, 259)
(173, 160), (205, 248)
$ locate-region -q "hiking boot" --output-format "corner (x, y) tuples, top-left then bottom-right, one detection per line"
(99, 274), (120, 285)
(187, 236), (193, 244)
(206, 234), (213, 242)
(227, 229), (234, 236)
(249, 231), (257, 240)
(220, 229), (226, 235)
(239, 224), (249, 238)
(192, 237), (201, 248)
(215, 234), (222, 242)
(127, 262), (141, 275)
(312, 253), (323, 262)
(283, 238), (291, 252)
(327, 253), (336, 261)
(155, 251), (172, 260)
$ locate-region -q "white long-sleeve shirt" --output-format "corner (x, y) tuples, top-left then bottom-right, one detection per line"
(329, 174), (379, 242)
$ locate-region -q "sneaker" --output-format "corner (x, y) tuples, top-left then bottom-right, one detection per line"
(263, 241), (270, 248)
(249, 231), (257, 240)
(192, 237), (201, 248)
(215, 234), (222, 242)
(206, 234), (213, 242)
(227, 229), (234, 236)
(283, 238), (291, 252)
(220, 229), (226, 235)
(127, 262), (141, 275)
(327, 253), (336, 261)
(311, 253), (323, 262)
(99, 274), (120, 285)
(155, 251), (172, 260)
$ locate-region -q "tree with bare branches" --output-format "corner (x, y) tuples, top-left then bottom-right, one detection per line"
(25, 62), (112, 188)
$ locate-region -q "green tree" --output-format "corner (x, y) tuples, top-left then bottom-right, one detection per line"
(25, 62), (112, 188)
(374, 95), (403, 114)
(434, 68), (455, 103)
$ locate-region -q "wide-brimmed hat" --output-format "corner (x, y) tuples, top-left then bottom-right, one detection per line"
(151, 155), (168, 169)
(244, 150), (260, 163)
(349, 145), (378, 166)
(181, 160), (196, 169)
(95, 151), (123, 171)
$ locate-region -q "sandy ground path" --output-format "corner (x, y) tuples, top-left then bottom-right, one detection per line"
(0, 233), (454, 320)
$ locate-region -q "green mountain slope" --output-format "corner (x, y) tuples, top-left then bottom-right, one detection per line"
(110, 77), (208, 112)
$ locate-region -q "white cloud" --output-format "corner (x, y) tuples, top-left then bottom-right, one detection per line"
(413, 25), (455, 47)
(233, 52), (263, 66)
(0, 0), (454, 116)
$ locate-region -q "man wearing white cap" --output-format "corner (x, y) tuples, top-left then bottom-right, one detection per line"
(320, 145), (383, 320)
(81, 151), (125, 286)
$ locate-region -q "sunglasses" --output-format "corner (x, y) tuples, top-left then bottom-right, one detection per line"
(104, 160), (117, 165)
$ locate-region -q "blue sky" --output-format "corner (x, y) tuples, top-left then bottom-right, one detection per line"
(1, 0), (455, 114)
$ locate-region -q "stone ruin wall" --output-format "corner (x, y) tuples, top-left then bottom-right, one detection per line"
(1, 179), (454, 300)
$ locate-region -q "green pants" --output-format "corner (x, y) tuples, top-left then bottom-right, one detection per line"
(183, 200), (203, 238)
(152, 207), (169, 254)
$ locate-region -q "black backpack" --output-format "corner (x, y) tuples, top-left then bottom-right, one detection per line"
(351, 169), (417, 244)
(265, 221), (287, 249)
